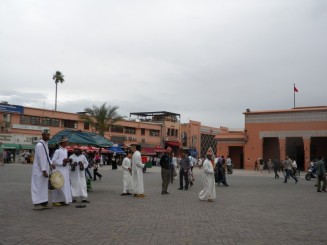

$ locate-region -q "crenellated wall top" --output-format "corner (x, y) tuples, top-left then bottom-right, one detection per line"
(245, 111), (327, 124)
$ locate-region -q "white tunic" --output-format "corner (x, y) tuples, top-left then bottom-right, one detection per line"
(69, 154), (88, 198)
(31, 140), (51, 204)
(122, 157), (134, 193)
(51, 147), (72, 204)
(132, 150), (144, 194)
(199, 159), (216, 201)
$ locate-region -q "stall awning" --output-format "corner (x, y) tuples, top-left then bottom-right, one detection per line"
(108, 146), (125, 154)
(0, 143), (20, 150)
(65, 145), (111, 153)
(142, 147), (156, 155)
(165, 141), (180, 147)
(20, 144), (35, 150)
(155, 146), (166, 153)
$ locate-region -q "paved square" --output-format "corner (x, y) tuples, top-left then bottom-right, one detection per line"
(0, 164), (326, 245)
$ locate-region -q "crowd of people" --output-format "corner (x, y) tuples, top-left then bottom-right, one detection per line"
(253, 155), (327, 192)
(31, 129), (233, 210)
(1, 149), (15, 163)
(30, 129), (326, 210)
(31, 130), (92, 210)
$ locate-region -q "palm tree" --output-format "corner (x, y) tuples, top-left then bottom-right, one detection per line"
(79, 102), (124, 136)
(52, 71), (65, 111)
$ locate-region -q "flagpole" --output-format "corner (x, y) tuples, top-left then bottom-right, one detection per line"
(293, 83), (296, 108)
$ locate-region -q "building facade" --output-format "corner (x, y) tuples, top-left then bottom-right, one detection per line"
(3, 101), (325, 169)
(180, 120), (221, 158)
(216, 107), (327, 170)
(0, 103), (182, 157)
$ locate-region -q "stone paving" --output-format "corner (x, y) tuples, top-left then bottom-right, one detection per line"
(0, 164), (326, 245)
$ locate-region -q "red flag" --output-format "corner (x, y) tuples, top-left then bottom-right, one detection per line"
(294, 86), (298, 92)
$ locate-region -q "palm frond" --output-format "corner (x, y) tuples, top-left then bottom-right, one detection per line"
(79, 102), (124, 136)
(52, 71), (65, 84)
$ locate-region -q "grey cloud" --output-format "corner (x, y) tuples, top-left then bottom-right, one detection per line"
(1, 0), (326, 128)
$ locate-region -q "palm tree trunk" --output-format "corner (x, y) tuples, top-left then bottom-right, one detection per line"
(55, 83), (58, 111)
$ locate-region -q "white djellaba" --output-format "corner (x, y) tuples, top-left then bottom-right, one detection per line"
(69, 151), (89, 201)
(199, 147), (216, 202)
(52, 141), (72, 204)
(122, 154), (134, 194)
(132, 148), (145, 196)
(31, 138), (51, 205)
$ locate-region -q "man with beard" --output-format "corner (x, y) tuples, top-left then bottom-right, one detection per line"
(31, 128), (54, 210)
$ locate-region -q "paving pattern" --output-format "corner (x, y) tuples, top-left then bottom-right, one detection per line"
(0, 164), (326, 245)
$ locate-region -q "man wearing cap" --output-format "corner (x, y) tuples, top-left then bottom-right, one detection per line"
(132, 145), (145, 198)
(51, 137), (72, 206)
(199, 148), (216, 202)
(31, 128), (54, 210)
(69, 147), (90, 203)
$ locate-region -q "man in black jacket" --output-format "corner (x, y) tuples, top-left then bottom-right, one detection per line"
(178, 150), (191, 190)
(160, 147), (172, 194)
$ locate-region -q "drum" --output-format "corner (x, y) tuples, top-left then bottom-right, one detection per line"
(49, 171), (65, 190)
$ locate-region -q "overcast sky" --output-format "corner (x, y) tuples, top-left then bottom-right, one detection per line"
(1, 0), (326, 129)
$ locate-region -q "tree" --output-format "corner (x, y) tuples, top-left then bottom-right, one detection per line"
(79, 102), (124, 136)
(52, 71), (65, 111)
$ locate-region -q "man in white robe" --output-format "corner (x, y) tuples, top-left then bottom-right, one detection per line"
(121, 151), (133, 196)
(199, 148), (216, 202)
(132, 145), (145, 198)
(31, 128), (53, 210)
(69, 148), (90, 203)
(51, 137), (72, 205)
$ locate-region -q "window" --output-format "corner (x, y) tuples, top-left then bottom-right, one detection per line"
(125, 127), (136, 134)
(111, 125), (124, 133)
(84, 122), (89, 130)
(20, 115), (30, 124)
(175, 129), (178, 137)
(167, 128), (171, 136)
(149, 130), (160, 136)
(141, 128), (145, 135)
(42, 117), (51, 126)
(62, 120), (77, 128)
(20, 115), (60, 127)
(30, 116), (40, 125)
(51, 119), (60, 127)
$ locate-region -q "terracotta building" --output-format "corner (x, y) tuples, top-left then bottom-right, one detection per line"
(180, 120), (220, 158)
(2, 101), (326, 169)
(0, 103), (182, 157)
(216, 106), (327, 170)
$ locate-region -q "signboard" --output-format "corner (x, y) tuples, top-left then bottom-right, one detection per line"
(0, 104), (24, 114)
(12, 124), (44, 131)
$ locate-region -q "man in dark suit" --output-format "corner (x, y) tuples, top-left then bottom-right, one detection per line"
(160, 147), (172, 194)
(315, 156), (326, 192)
